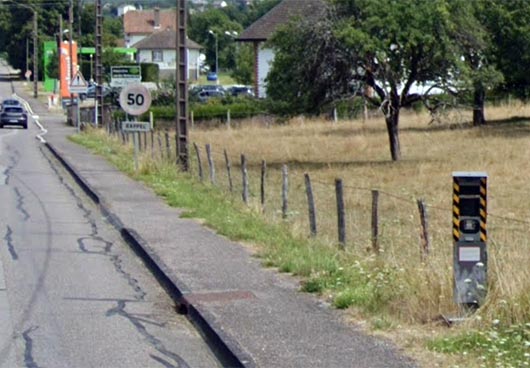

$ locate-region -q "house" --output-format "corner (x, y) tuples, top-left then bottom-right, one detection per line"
(133, 29), (203, 81)
(117, 4), (137, 17)
(237, 0), (325, 98)
(123, 7), (177, 48)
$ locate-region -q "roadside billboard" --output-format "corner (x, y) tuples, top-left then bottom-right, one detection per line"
(60, 41), (78, 99)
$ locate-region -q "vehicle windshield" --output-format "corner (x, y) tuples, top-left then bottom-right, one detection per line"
(4, 107), (23, 113)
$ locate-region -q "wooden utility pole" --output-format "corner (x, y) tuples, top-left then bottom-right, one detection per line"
(69, 0), (74, 105)
(175, 0), (189, 171)
(32, 9), (38, 98)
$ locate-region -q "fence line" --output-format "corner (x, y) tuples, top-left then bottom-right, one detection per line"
(100, 127), (530, 259)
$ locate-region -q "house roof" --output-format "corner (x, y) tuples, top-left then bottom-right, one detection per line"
(132, 29), (202, 50)
(124, 9), (177, 35)
(237, 0), (326, 42)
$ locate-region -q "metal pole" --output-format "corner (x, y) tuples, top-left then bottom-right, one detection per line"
(215, 35), (218, 85)
(25, 38), (28, 79)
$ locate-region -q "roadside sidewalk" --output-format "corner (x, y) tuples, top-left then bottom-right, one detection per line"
(20, 86), (417, 368)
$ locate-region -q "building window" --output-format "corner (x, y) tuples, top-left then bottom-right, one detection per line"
(152, 50), (163, 62)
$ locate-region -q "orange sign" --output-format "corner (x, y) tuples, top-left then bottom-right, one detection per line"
(60, 41), (78, 98)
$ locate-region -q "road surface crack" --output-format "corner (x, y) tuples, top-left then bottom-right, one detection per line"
(3, 225), (18, 260)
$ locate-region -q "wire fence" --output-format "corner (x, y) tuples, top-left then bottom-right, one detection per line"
(103, 122), (530, 282)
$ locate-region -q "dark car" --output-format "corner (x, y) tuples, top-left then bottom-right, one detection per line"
(228, 85), (254, 98)
(0, 106), (28, 129)
(1, 98), (22, 110)
(79, 85), (112, 101)
(189, 85), (227, 103)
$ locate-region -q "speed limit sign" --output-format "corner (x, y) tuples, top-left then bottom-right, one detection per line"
(119, 83), (152, 115)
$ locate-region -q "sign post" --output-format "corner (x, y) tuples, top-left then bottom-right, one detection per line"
(452, 172), (488, 311)
(69, 70), (88, 133)
(119, 83), (152, 172)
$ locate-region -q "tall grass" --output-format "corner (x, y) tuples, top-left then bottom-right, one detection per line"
(73, 101), (530, 367)
(190, 104), (530, 327)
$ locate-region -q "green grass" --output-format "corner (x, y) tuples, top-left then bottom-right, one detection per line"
(428, 323), (530, 367)
(69, 130), (400, 314)
(69, 128), (529, 367)
(193, 72), (237, 86)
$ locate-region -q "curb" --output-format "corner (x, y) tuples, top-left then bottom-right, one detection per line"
(44, 141), (252, 368)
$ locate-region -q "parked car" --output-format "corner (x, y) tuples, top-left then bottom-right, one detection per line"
(228, 85), (255, 98)
(206, 72), (218, 81)
(189, 85), (227, 103)
(0, 106), (27, 129)
(79, 85), (112, 101)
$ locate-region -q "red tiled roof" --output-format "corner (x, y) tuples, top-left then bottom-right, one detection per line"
(237, 0), (326, 42)
(124, 9), (177, 35)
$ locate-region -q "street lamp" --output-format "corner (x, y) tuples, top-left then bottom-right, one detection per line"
(89, 54), (93, 82)
(208, 29), (218, 84)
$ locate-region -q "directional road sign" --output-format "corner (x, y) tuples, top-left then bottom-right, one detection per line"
(111, 66), (141, 88)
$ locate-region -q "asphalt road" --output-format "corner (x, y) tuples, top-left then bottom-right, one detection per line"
(0, 77), (220, 366)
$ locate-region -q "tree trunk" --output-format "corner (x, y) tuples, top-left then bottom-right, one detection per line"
(385, 103), (401, 161)
(473, 84), (486, 126)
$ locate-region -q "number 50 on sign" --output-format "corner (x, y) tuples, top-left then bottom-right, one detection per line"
(119, 83), (152, 116)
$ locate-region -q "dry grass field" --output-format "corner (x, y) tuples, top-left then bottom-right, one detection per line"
(189, 102), (530, 327)
(76, 100), (530, 367)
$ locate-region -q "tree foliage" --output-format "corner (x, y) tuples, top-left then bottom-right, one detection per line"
(267, 0), (493, 161)
(267, 11), (353, 115)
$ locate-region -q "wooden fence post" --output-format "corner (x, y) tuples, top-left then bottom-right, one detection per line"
(371, 190), (380, 253)
(304, 173), (317, 237)
(193, 143), (203, 181)
(224, 149), (233, 192)
(165, 131), (171, 160)
(417, 199), (430, 259)
(335, 178), (346, 247)
(157, 132), (163, 159)
(206, 143), (215, 185)
(282, 164), (288, 219)
(150, 131), (154, 160)
(241, 154), (249, 204)
(260, 160), (266, 212)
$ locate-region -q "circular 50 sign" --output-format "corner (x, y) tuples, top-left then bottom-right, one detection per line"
(119, 83), (152, 115)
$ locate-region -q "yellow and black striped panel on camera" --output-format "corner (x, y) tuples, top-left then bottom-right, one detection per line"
(479, 177), (487, 241)
(452, 172), (488, 243)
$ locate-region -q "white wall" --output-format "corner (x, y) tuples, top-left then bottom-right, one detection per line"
(137, 48), (201, 80)
(126, 34), (146, 48)
(258, 47), (274, 98)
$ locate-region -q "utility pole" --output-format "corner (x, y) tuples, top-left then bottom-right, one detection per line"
(176, 0), (189, 171)
(58, 15), (63, 97)
(32, 9), (38, 98)
(69, 0), (74, 105)
(95, 0), (103, 126)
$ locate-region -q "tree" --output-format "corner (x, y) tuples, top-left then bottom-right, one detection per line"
(332, 0), (474, 161)
(188, 8), (242, 72)
(448, 0), (503, 126)
(266, 11), (354, 115)
(480, 0), (530, 100)
(231, 43), (254, 85)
